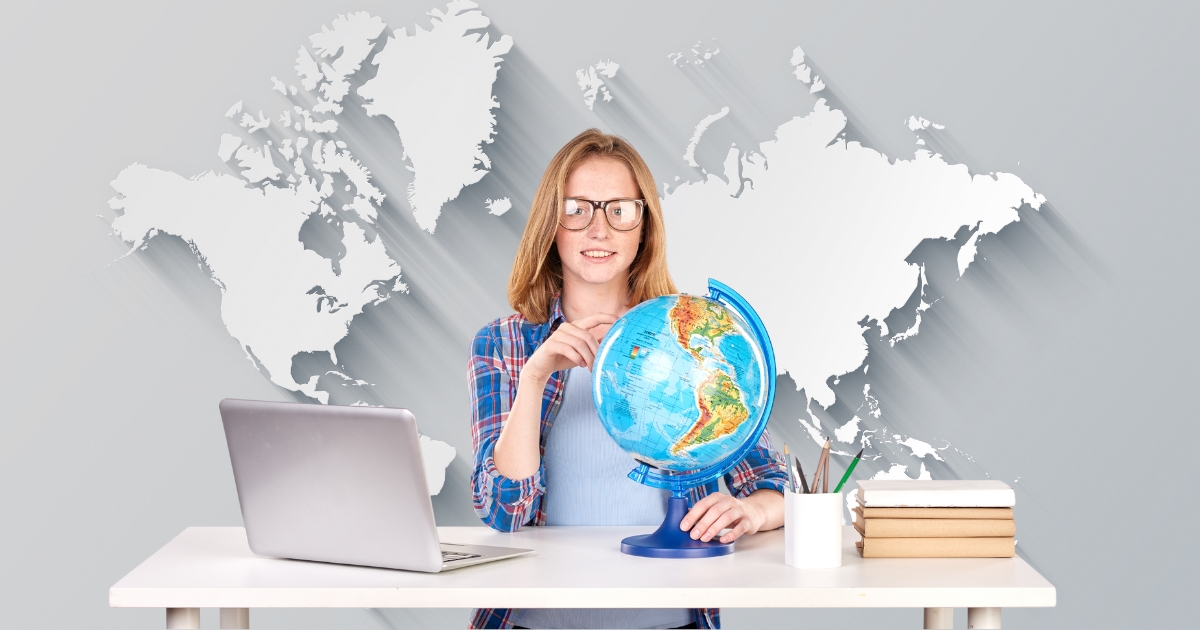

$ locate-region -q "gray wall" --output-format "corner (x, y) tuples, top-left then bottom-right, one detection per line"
(2, 1), (1196, 629)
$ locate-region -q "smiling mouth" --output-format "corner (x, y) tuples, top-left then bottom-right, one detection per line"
(582, 250), (615, 259)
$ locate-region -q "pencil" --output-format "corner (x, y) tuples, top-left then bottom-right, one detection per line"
(821, 439), (831, 493)
(794, 456), (810, 494)
(832, 448), (864, 493)
(812, 441), (828, 493)
(816, 436), (835, 492)
(784, 443), (797, 492)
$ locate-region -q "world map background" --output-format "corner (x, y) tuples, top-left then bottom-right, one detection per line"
(3, 2), (1196, 630)
(107, 0), (1049, 498)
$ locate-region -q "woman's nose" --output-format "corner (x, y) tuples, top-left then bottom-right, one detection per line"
(586, 210), (614, 237)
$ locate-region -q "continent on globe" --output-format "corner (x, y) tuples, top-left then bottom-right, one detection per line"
(669, 295), (736, 363)
(672, 369), (749, 455)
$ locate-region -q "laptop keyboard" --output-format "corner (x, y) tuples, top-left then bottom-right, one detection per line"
(442, 550), (482, 562)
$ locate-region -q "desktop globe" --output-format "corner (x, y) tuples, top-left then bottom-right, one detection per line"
(592, 279), (777, 557)
(593, 293), (768, 471)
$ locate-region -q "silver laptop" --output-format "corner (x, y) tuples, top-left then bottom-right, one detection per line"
(219, 398), (532, 572)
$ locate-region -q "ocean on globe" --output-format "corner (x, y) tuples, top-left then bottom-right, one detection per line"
(592, 294), (768, 472)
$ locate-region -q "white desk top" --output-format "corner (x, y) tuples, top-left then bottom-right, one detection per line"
(110, 527), (1054, 609)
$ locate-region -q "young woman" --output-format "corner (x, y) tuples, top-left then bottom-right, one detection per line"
(468, 129), (787, 630)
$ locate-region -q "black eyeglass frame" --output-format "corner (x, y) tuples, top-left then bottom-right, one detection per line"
(558, 198), (646, 232)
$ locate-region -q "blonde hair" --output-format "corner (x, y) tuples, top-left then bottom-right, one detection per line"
(508, 129), (676, 323)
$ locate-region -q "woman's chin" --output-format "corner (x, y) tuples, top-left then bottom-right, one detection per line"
(567, 264), (628, 287)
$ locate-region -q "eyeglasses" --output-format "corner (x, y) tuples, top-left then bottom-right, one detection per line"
(560, 198), (645, 232)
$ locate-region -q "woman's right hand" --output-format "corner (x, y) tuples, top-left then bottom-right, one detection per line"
(523, 313), (618, 382)
(494, 312), (619, 481)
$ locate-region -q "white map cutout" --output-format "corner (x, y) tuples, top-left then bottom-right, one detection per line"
(664, 87), (1044, 413)
(669, 40), (720, 66)
(106, 8), (490, 493)
(110, 165), (398, 404)
(308, 13), (386, 115)
(485, 197), (512, 216)
(358, 0), (512, 233)
(420, 434), (457, 495)
(789, 46), (824, 94)
(576, 60), (619, 109)
(684, 106), (729, 167)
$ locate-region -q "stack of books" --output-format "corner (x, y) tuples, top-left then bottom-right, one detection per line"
(853, 480), (1016, 558)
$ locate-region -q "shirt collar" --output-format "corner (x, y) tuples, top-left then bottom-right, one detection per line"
(548, 292), (566, 327)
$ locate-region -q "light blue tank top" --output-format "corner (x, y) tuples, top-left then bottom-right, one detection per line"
(511, 367), (693, 629)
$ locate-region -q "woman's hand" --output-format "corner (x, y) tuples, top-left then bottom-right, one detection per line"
(522, 313), (617, 381)
(679, 489), (784, 544)
(493, 312), (617, 481)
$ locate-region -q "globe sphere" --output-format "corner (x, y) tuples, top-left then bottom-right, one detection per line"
(592, 294), (769, 472)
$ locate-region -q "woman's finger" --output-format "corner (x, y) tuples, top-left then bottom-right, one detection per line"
(701, 509), (738, 542)
(544, 339), (588, 370)
(590, 324), (613, 343)
(566, 339), (596, 369)
(554, 323), (599, 355)
(720, 520), (750, 544)
(558, 346), (588, 370)
(689, 500), (733, 540)
(556, 324), (600, 357)
(559, 332), (598, 368)
(680, 493), (724, 531)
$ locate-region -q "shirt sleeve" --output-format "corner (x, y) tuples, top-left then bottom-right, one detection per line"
(468, 323), (545, 532)
(722, 428), (789, 499)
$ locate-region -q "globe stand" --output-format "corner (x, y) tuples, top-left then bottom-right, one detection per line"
(620, 495), (734, 558)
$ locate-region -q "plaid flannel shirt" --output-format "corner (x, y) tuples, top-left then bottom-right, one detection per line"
(468, 295), (789, 629)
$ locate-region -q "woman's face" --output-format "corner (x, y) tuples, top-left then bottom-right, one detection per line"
(556, 156), (644, 291)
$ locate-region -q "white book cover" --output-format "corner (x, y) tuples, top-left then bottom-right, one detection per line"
(855, 480), (1016, 507)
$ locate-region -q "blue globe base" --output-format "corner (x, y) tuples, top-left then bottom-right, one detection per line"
(620, 496), (735, 558)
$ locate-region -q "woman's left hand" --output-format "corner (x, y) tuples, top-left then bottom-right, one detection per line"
(679, 490), (781, 544)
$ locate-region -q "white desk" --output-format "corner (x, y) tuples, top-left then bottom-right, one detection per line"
(111, 527), (1054, 629)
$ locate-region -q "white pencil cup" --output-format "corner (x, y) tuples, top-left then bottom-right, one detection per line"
(784, 491), (843, 569)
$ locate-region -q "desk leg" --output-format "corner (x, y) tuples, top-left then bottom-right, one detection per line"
(921, 607), (950, 624)
(165, 608), (200, 629)
(924, 607), (953, 629)
(221, 608), (250, 629)
(967, 607), (1001, 629)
